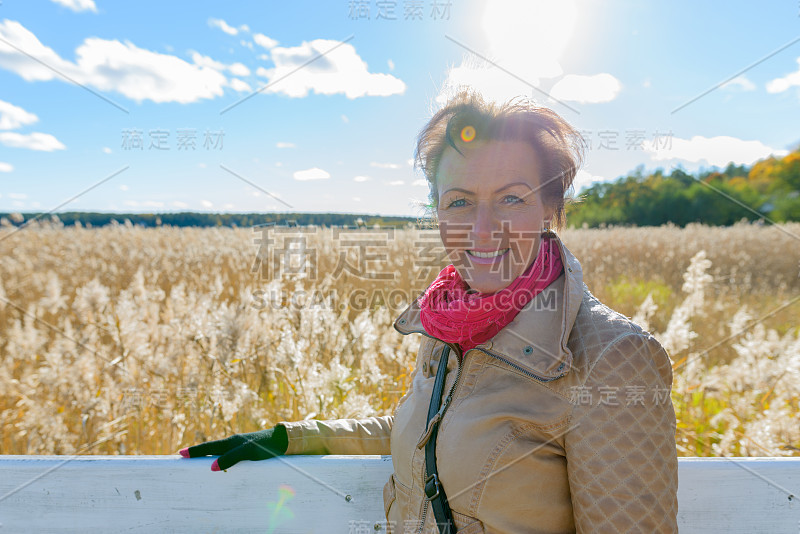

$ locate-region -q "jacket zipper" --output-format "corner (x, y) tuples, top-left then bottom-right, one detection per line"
(411, 343), (565, 533)
(478, 349), (566, 383)
(416, 343), (463, 534)
(418, 498), (430, 534)
(402, 249), (573, 532)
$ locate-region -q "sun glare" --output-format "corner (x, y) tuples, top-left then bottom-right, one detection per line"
(481, 0), (576, 79)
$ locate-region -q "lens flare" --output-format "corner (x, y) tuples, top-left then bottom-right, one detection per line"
(460, 125), (476, 143)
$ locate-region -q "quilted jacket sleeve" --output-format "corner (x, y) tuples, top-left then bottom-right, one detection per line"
(279, 416), (394, 455)
(564, 332), (679, 533)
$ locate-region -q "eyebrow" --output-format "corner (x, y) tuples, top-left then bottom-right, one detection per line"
(441, 181), (534, 196)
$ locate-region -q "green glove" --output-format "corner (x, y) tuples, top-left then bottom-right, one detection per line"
(179, 424), (289, 471)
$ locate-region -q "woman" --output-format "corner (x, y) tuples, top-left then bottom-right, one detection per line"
(180, 90), (679, 533)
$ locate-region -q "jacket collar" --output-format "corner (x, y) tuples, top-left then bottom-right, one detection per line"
(393, 233), (585, 379)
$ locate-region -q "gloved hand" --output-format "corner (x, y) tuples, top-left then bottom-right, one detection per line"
(179, 424), (289, 471)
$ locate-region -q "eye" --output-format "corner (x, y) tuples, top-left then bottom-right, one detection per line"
(501, 194), (524, 205)
(446, 196), (467, 208)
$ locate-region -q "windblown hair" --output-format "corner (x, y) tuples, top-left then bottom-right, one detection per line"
(414, 90), (585, 229)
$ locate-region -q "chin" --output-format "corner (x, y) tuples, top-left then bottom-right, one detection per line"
(462, 276), (513, 295)
(454, 264), (521, 295)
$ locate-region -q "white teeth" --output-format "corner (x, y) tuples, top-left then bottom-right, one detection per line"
(467, 248), (509, 258)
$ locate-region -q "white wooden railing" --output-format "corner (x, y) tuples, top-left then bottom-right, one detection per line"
(1, 455), (798, 533)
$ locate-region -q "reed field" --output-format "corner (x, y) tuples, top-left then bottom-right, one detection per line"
(0, 218), (798, 458)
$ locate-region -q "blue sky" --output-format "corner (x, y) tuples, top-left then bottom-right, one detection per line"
(0, 0), (799, 216)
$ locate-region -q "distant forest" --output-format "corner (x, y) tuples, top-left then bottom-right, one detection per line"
(3, 148), (799, 229)
(0, 211), (419, 229)
(565, 148), (800, 227)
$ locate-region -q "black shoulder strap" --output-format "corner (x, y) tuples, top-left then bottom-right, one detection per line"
(424, 345), (456, 534)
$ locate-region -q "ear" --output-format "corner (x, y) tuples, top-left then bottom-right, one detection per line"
(542, 207), (556, 229)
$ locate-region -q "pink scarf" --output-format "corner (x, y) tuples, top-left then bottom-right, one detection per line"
(418, 236), (563, 352)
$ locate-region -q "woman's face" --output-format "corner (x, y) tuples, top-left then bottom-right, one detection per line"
(436, 139), (555, 294)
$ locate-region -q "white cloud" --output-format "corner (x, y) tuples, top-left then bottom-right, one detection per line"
(141, 200), (164, 208)
(0, 162), (13, 172)
(721, 75), (755, 92)
(102, 146), (111, 154)
(407, 159), (414, 167)
(190, 51), (253, 87)
(8, 193), (27, 199)
(50, 0), (97, 13)
(119, 184), (128, 191)
(123, 200), (139, 207)
(208, 18), (241, 36)
(766, 57), (800, 94)
(275, 162), (283, 167)
(412, 179), (428, 187)
(198, 162), (207, 168)
(353, 175), (370, 182)
(228, 62), (251, 77)
(222, 203), (235, 210)
(437, 0), (576, 104)
(387, 59), (395, 71)
(0, 131), (65, 151)
(228, 78), (252, 92)
(0, 20), (228, 104)
(254, 33), (279, 49)
(341, 114), (349, 123)
(550, 73), (622, 103)
(190, 52), (226, 71)
(644, 135), (789, 167)
(172, 201), (188, 209)
(370, 161), (401, 169)
(260, 39), (405, 99)
(388, 180), (405, 186)
(571, 169), (607, 194)
(352, 196), (361, 202)
(0, 100), (38, 130)
(293, 167), (330, 181)
(0, 100), (64, 152)
(276, 142), (296, 148)
(240, 40), (253, 51)
(201, 200), (213, 208)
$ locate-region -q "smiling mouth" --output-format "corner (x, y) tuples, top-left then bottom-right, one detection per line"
(467, 248), (510, 258)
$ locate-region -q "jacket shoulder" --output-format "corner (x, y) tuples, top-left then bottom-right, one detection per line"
(567, 287), (670, 382)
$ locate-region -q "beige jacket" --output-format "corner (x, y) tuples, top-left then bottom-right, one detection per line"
(281, 236), (679, 533)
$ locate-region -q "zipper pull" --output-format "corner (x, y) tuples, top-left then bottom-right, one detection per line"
(416, 412), (440, 449)
(416, 395), (451, 449)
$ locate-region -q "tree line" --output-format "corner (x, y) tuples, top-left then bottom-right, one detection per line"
(566, 148), (800, 227)
(0, 211), (419, 228)
(4, 148), (799, 229)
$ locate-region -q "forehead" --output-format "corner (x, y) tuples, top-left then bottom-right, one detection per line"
(436, 139), (542, 193)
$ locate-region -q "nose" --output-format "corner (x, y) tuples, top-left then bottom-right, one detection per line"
(471, 202), (496, 245)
